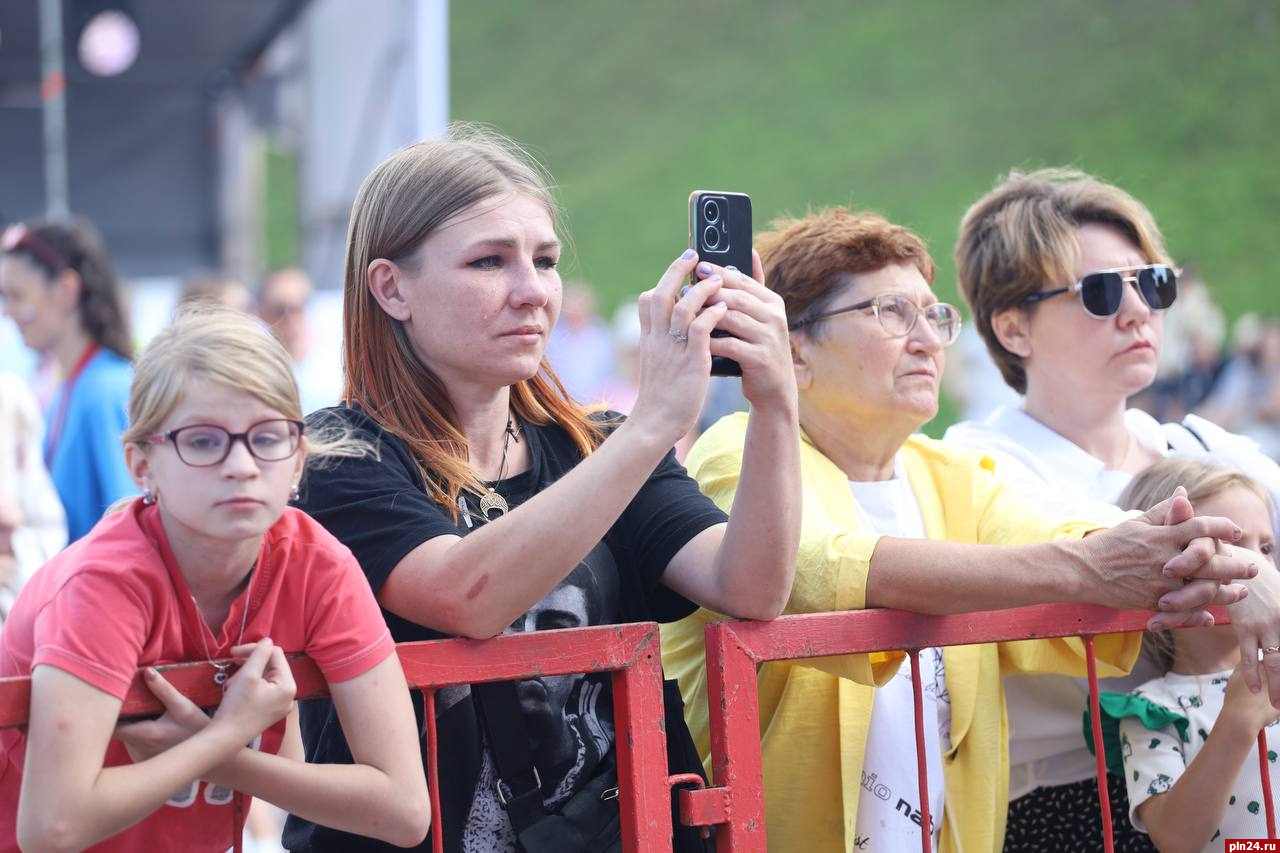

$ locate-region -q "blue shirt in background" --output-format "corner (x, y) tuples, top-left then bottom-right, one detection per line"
(44, 348), (135, 542)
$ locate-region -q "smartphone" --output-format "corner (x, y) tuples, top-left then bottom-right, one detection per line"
(689, 190), (752, 376)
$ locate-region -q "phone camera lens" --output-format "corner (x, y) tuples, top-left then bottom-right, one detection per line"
(703, 225), (720, 250)
(703, 200), (720, 224)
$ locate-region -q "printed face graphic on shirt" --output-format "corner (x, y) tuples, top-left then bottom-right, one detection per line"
(461, 548), (621, 852)
(506, 556), (619, 790)
(511, 583), (590, 771)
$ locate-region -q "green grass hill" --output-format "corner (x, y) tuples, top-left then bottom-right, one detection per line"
(452, 0), (1280, 428)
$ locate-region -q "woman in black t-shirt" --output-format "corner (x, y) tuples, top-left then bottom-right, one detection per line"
(284, 124), (801, 853)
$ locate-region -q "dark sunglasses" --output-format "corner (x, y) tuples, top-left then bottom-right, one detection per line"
(1022, 264), (1177, 318)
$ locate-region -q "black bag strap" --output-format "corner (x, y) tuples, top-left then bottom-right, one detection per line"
(472, 680), (549, 833)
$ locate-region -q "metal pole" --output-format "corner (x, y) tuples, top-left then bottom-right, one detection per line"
(412, 0), (449, 139)
(38, 0), (70, 218)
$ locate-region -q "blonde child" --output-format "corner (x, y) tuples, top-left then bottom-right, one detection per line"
(1117, 458), (1280, 850)
(0, 307), (429, 851)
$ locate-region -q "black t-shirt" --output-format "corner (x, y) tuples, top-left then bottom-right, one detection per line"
(283, 405), (727, 853)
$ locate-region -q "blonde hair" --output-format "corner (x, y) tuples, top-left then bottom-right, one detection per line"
(955, 168), (1174, 393)
(121, 305), (367, 466)
(341, 122), (604, 517)
(1117, 458), (1272, 670)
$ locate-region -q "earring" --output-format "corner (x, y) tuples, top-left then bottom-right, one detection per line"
(289, 484), (300, 502)
(142, 487), (156, 505)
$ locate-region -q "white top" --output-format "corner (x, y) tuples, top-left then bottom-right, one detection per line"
(1121, 670), (1280, 849)
(0, 373), (67, 595)
(944, 404), (1280, 798)
(850, 459), (950, 852)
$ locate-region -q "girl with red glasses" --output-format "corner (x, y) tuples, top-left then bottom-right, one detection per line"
(0, 307), (430, 852)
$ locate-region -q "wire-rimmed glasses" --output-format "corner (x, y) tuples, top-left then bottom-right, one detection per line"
(788, 291), (962, 346)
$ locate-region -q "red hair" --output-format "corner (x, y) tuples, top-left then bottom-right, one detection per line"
(755, 207), (936, 338)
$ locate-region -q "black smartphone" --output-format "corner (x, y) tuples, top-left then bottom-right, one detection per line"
(689, 190), (752, 376)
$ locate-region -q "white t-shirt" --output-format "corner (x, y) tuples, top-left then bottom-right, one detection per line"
(1121, 670), (1280, 849)
(944, 404), (1280, 798)
(850, 458), (950, 852)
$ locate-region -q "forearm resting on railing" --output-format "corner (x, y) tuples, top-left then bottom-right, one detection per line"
(1136, 724), (1256, 853)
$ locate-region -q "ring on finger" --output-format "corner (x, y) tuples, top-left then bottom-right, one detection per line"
(1265, 646), (1280, 655)
(668, 328), (688, 345)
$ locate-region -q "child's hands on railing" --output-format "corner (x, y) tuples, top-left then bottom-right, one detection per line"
(112, 666), (212, 762)
(210, 638), (296, 745)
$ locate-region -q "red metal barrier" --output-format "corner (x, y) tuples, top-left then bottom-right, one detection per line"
(4, 606), (1273, 851)
(683, 603), (1276, 852)
(0, 622), (676, 853)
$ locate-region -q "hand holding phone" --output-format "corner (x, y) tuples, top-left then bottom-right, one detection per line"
(689, 191), (752, 376)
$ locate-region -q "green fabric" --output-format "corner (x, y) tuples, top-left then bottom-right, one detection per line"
(1083, 691), (1191, 778)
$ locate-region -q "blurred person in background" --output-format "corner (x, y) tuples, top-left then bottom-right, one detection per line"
(945, 168), (1280, 852)
(941, 323), (1023, 423)
(598, 299), (700, 459)
(1198, 315), (1280, 457)
(1137, 266), (1226, 422)
(257, 268), (312, 363)
(596, 298), (641, 414)
(257, 267), (336, 415)
(0, 373), (66, 620)
(176, 270), (254, 314)
(542, 281), (615, 403)
(661, 206), (1257, 853)
(0, 220), (136, 542)
(285, 124), (801, 853)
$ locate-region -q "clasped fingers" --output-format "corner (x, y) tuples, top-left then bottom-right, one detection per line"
(1162, 534), (1257, 582)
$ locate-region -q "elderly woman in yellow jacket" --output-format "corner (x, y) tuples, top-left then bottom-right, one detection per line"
(660, 208), (1260, 853)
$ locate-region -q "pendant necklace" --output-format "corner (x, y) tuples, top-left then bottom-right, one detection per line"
(477, 416), (519, 520)
(192, 575), (252, 689)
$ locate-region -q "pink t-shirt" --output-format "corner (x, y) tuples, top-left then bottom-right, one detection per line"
(0, 499), (395, 852)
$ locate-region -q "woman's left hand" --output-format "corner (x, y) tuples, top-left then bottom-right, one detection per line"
(113, 667), (211, 763)
(694, 250), (797, 410)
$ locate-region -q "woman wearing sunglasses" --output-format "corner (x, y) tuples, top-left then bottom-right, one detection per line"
(945, 168), (1280, 853)
(661, 206), (1258, 853)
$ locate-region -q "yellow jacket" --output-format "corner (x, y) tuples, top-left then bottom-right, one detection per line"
(661, 414), (1141, 853)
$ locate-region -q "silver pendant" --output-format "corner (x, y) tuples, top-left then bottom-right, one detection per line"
(213, 663), (231, 686)
(478, 488), (508, 519)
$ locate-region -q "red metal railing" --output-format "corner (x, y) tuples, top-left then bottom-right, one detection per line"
(680, 603), (1277, 852)
(0, 622), (679, 853)
(4, 607), (1274, 851)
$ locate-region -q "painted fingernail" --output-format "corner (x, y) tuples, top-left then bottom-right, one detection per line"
(724, 265), (738, 272)
(146, 667), (158, 678)
(707, 274), (722, 285)
(680, 248), (696, 260)
(697, 262), (713, 276)
(679, 285), (691, 298)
